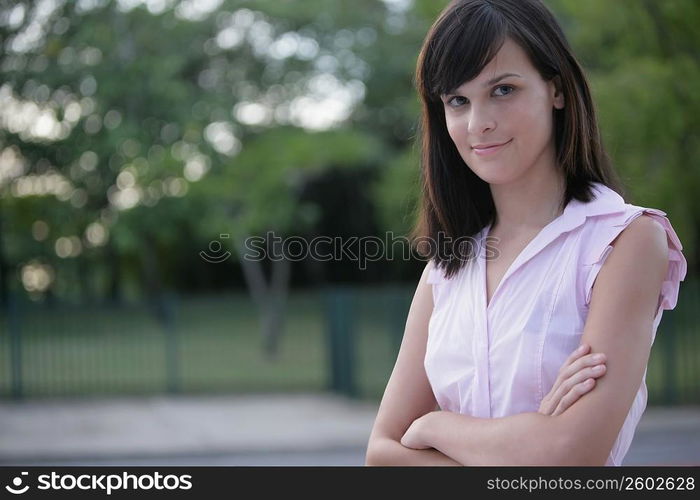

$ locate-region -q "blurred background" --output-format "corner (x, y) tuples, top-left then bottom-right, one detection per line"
(0, 0), (698, 465)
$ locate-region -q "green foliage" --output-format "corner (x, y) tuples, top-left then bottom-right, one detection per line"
(373, 144), (421, 236)
(0, 0), (697, 302)
(548, 0), (700, 260)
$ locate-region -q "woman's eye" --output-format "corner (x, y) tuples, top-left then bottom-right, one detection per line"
(494, 84), (514, 96)
(445, 85), (514, 108)
(447, 96), (467, 108)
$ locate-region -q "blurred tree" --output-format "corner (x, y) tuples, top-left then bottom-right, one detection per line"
(0, 0), (388, 356)
(548, 0), (700, 265)
(192, 125), (381, 356)
(0, 0), (697, 357)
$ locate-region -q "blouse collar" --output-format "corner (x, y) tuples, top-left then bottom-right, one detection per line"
(478, 182), (629, 279)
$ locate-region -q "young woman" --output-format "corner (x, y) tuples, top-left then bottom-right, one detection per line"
(366, 0), (687, 466)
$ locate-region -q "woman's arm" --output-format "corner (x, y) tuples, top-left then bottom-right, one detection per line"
(401, 215), (670, 465)
(366, 436), (461, 466)
(401, 346), (610, 465)
(402, 410), (566, 465)
(365, 261), (461, 466)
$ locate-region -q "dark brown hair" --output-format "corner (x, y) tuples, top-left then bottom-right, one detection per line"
(411, 0), (625, 279)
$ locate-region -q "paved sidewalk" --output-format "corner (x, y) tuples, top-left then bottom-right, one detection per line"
(0, 393), (697, 465)
(0, 393), (378, 464)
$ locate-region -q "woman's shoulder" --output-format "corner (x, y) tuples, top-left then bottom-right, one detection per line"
(579, 203), (687, 310)
(580, 203), (683, 262)
(426, 258), (451, 287)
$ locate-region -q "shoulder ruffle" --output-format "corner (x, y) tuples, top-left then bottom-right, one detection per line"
(582, 207), (687, 310)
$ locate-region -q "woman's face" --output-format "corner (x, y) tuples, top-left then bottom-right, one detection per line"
(440, 37), (564, 185)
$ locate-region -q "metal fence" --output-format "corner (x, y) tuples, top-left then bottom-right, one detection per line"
(0, 283), (697, 404)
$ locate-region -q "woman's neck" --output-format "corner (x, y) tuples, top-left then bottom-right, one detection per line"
(489, 170), (566, 235)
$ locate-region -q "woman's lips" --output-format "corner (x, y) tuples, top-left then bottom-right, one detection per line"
(473, 139), (512, 156)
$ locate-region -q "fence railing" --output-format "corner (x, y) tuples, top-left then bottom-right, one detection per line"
(0, 282), (697, 405)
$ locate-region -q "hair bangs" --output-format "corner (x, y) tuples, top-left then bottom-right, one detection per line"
(419, 4), (508, 101)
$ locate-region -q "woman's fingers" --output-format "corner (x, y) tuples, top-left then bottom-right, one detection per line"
(538, 396), (552, 415)
(548, 344), (594, 401)
(556, 351), (607, 389)
(546, 344), (588, 400)
(552, 378), (596, 416)
(539, 345), (607, 416)
(548, 362), (606, 412)
(566, 343), (590, 366)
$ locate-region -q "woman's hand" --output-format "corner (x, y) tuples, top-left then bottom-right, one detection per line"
(538, 343), (607, 416)
(400, 412), (434, 450)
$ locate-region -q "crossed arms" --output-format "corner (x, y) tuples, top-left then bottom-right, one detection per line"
(365, 216), (669, 466)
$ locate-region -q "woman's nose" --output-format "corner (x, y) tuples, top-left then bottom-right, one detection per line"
(466, 105), (497, 135)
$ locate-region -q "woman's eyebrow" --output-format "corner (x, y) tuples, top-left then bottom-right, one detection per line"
(445, 73), (523, 95)
(484, 72), (522, 86)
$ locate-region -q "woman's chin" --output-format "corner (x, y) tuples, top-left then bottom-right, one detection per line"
(472, 167), (519, 185)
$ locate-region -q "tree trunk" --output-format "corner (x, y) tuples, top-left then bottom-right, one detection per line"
(140, 232), (167, 324)
(0, 204), (9, 308)
(106, 241), (122, 304)
(234, 233), (291, 360)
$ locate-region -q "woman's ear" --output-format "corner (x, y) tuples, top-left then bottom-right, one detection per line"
(551, 75), (565, 109)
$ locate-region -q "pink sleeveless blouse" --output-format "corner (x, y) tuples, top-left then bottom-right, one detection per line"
(424, 182), (687, 465)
